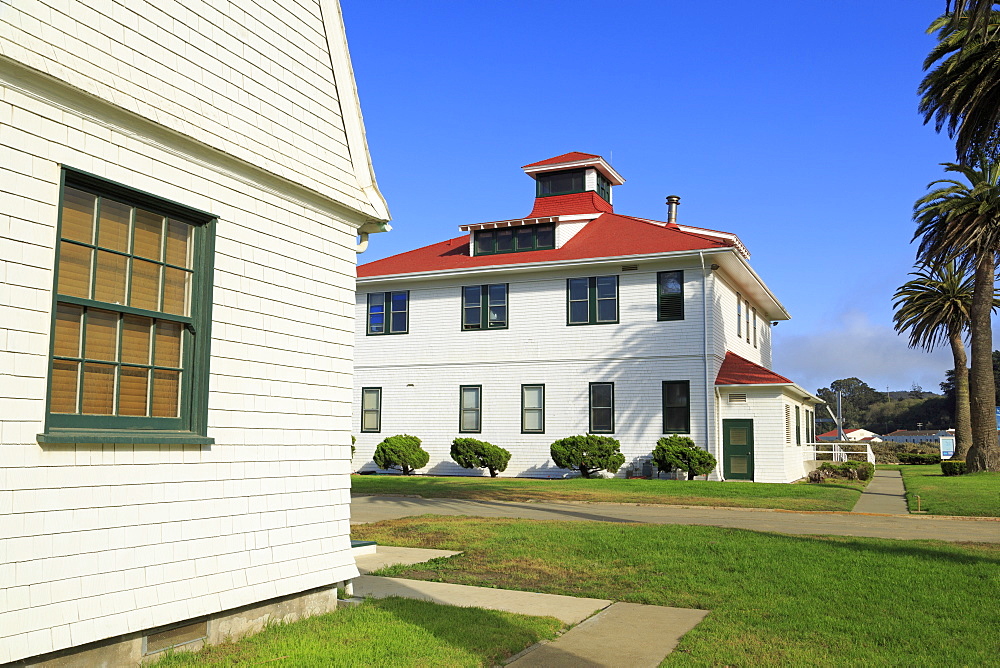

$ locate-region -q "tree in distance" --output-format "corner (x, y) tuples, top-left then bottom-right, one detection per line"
(373, 435), (429, 475)
(652, 435), (718, 480)
(550, 435), (625, 478)
(893, 261), (976, 459)
(450, 437), (511, 477)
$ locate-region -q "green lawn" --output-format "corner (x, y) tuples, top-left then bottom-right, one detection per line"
(879, 464), (1000, 516)
(351, 474), (865, 511)
(154, 597), (561, 667)
(356, 516), (1000, 667)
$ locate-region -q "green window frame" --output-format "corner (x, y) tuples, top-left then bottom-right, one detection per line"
(367, 291), (408, 335)
(459, 385), (482, 433)
(795, 405), (802, 445)
(361, 387), (381, 433)
(595, 172), (611, 202)
(567, 276), (618, 325)
(657, 271), (684, 321)
(752, 307), (758, 348)
(474, 224), (554, 256)
(462, 284), (508, 330)
(40, 169), (215, 445)
(589, 382), (614, 434)
(521, 384), (545, 434)
(535, 168), (586, 197)
(662, 380), (691, 434)
(736, 292), (742, 339)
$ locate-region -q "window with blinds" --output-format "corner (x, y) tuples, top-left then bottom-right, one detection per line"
(657, 271), (684, 321)
(43, 171), (214, 440)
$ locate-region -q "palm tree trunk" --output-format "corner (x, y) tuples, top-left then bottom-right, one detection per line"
(948, 328), (972, 460)
(966, 254), (1000, 472)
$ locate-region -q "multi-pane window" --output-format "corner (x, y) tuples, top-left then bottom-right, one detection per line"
(752, 307), (758, 348)
(595, 172), (611, 202)
(736, 293), (742, 338)
(662, 381), (690, 433)
(459, 385), (481, 433)
(589, 382), (614, 433)
(536, 169), (585, 197)
(361, 387), (381, 432)
(568, 276), (618, 325)
(45, 172), (213, 439)
(795, 405), (801, 445)
(367, 291), (408, 335)
(463, 284), (507, 330)
(522, 384), (545, 433)
(745, 299), (750, 343)
(657, 271), (684, 321)
(475, 224), (554, 255)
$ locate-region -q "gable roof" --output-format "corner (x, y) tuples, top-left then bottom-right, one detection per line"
(357, 213), (732, 278)
(715, 351), (793, 385)
(522, 152), (602, 168)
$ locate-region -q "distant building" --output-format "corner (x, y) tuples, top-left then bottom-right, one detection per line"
(881, 429), (951, 444)
(817, 428), (882, 442)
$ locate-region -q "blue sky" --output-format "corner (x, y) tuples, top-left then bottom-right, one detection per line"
(342, 0), (967, 395)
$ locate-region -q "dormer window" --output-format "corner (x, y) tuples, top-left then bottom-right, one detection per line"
(536, 169), (585, 197)
(475, 223), (555, 255)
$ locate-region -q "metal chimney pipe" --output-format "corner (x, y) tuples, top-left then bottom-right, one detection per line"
(666, 195), (681, 224)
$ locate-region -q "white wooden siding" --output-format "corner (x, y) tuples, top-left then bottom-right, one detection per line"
(711, 273), (769, 366)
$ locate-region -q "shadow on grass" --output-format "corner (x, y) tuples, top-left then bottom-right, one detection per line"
(370, 596), (562, 664)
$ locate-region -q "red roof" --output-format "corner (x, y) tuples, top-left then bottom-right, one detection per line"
(818, 428), (863, 438)
(358, 213), (732, 278)
(527, 192), (614, 217)
(715, 351), (793, 385)
(522, 152), (602, 168)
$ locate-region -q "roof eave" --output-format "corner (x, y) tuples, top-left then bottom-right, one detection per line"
(716, 382), (822, 403)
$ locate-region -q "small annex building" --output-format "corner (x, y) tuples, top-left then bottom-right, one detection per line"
(354, 153), (820, 484)
(1, 1), (389, 664)
(817, 428), (883, 442)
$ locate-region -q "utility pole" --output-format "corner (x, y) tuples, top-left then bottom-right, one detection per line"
(837, 390), (845, 440)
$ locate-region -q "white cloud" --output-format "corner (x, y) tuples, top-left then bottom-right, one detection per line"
(772, 310), (955, 394)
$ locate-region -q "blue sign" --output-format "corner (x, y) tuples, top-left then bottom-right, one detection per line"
(996, 407), (1000, 429)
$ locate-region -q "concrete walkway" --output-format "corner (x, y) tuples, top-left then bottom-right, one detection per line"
(351, 494), (1000, 542)
(852, 469), (909, 515)
(353, 546), (708, 667)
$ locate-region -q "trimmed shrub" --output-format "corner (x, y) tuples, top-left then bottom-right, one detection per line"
(550, 435), (625, 478)
(898, 453), (941, 465)
(373, 434), (429, 475)
(451, 437), (511, 477)
(941, 460), (968, 476)
(815, 461), (874, 481)
(651, 435), (717, 480)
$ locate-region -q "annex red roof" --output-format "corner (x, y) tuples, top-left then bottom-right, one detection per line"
(358, 213), (732, 278)
(818, 428), (863, 438)
(715, 351), (793, 385)
(527, 192), (614, 217)
(522, 152), (602, 168)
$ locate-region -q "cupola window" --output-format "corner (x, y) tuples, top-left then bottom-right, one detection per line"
(536, 169), (585, 197)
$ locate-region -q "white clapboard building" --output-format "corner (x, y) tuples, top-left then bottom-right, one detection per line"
(355, 152), (820, 484)
(1, 1), (389, 663)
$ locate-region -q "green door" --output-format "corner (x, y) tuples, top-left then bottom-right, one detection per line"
(723, 419), (754, 480)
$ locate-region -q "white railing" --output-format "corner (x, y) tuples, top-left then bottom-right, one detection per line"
(805, 441), (875, 465)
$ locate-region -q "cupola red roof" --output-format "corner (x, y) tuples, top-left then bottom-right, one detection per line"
(715, 352), (793, 385)
(527, 192), (614, 217)
(522, 152), (603, 168)
(358, 213), (732, 278)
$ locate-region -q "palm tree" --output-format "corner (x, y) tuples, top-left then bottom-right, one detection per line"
(946, 1), (998, 38)
(919, 11), (1000, 164)
(914, 161), (1000, 472)
(893, 262), (974, 459)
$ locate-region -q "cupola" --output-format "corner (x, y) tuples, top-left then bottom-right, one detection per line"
(521, 152), (625, 205)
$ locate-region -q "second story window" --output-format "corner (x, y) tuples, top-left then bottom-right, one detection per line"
(657, 271), (684, 321)
(475, 224), (554, 255)
(367, 291), (408, 335)
(568, 276), (618, 325)
(463, 284), (508, 330)
(736, 293), (742, 339)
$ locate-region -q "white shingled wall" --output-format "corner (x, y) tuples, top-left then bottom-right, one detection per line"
(0, 0), (375, 661)
(354, 260), (718, 476)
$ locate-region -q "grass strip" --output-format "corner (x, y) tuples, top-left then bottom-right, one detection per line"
(351, 474), (865, 511)
(355, 516), (1000, 667)
(880, 464), (1000, 516)
(154, 597), (562, 667)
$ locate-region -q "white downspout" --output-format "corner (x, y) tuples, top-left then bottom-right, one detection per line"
(355, 232), (370, 253)
(355, 222), (392, 253)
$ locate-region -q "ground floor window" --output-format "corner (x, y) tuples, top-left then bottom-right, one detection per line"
(460, 385), (482, 432)
(662, 380), (690, 433)
(521, 384), (544, 433)
(589, 382), (614, 433)
(361, 387), (381, 432)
